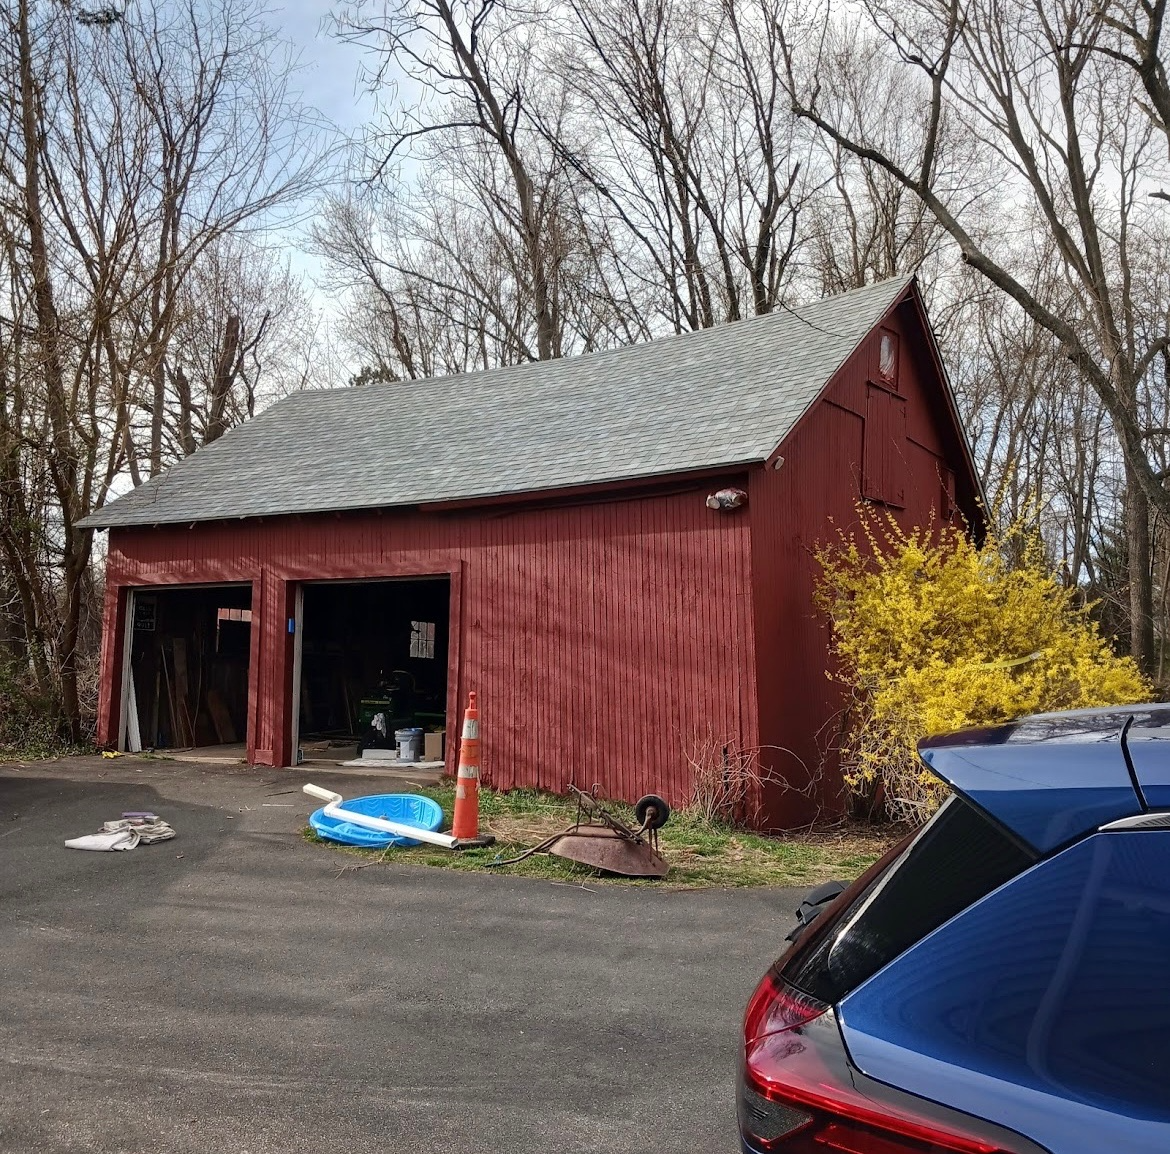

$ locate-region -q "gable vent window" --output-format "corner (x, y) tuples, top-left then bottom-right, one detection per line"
(878, 328), (899, 387)
(410, 620), (436, 659)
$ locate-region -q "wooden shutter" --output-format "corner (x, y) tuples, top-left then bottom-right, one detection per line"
(941, 466), (956, 520)
(863, 384), (907, 507)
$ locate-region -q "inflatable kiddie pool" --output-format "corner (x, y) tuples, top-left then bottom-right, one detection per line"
(309, 792), (444, 848)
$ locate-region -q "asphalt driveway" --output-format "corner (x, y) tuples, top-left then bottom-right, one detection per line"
(0, 757), (797, 1154)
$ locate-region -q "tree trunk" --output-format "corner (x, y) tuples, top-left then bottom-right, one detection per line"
(0, 535), (52, 692)
(150, 358), (165, 476)
(58, 555), (87, 741)
(206, 315), (241, 444)
(17, 0), (83, 739)
(174, 365), (197, 455)
(1125, 466), (1156, 675)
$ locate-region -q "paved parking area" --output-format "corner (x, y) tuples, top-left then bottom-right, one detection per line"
(0, 757), (797, 1153)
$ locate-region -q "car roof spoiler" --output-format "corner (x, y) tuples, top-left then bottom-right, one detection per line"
(918, 706), (1159, 854)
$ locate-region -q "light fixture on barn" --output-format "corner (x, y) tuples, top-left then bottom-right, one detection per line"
(706, 487), (747, 511)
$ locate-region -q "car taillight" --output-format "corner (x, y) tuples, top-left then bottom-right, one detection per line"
(740, 973), (1025, 1154)
(744, 970), (826, 1041)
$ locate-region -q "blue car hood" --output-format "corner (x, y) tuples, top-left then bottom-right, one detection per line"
(918, 707), (1151, 854)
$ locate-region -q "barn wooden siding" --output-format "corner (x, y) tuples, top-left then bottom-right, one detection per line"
(98, 479), (761, 812)
(749, 295), (982, 828)
(95, 285), (982, 830)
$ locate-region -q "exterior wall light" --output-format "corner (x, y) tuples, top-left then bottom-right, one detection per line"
(706, 487), (748, 511)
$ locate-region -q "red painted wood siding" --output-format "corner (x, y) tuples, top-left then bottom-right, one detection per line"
(97, 481), (760, 813)
(749, 294), (982, 827)
(94, 285), (980, 829)
(862, 384), (909, 506)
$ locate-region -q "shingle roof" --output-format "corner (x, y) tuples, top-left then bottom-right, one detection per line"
(82, 276), (913, 529)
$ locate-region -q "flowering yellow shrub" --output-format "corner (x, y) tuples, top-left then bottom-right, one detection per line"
(815, 511), (1151, 823)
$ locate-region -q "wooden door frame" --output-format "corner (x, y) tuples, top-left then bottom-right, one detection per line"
(288, 569), (462, 767)
(289, 582), (305, 764)
(117, 580), (255, 754)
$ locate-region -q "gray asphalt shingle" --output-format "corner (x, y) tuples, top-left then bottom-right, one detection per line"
(82, 276), (912, 529)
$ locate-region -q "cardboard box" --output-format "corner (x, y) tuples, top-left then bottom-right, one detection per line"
(424, 730), (444, 762)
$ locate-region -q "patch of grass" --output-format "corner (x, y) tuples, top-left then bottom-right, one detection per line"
(0, 737), (95, 763)
(304, 784), (897, 889)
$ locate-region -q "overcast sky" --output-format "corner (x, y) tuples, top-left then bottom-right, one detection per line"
(278, 0), (376, 131)
(263, 1), (381, 335)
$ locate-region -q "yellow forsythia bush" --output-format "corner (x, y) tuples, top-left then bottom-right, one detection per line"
(815, 511), (1151, 823)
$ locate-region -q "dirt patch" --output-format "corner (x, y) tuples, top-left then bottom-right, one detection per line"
(786, 822), (903, 859)
(481, 813), (567, 845)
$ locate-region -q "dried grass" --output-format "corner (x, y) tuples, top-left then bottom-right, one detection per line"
(483, 814), (566, 845)
(681, 727), (823, 828)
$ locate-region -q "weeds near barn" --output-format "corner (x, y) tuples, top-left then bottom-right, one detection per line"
(0, 662), (94, 762)
(683, 732), (769, 827)
(682, 728), (825, 829)
(304, 783), (894, 888)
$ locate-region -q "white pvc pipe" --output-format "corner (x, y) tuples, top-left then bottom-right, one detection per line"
(303, 783), (458, 849)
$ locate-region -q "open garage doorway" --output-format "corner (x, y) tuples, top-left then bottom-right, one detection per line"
(122, 584), (253, 752)
(294, 577), (451, 764)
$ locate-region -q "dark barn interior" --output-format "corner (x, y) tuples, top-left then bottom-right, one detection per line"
(297, 577), (450, 753)
(127, 584), (253, 750)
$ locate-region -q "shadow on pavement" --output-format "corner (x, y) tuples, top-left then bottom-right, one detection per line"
(0, 775), (223, 911)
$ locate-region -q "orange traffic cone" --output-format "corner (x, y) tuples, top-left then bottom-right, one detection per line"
(451, 691), (494, 847)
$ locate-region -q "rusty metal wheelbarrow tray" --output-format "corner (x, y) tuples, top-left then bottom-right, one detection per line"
(545, 823), (670, 878)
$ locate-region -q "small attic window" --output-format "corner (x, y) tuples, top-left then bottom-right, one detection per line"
(216, 607), (252, 651)
(878, 328), (899, 386)
(410, 620), (436, 659)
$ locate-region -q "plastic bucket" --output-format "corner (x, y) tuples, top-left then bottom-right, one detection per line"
(395, 727), (424, 762)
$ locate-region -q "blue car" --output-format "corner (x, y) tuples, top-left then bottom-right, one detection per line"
(738, 705), (1170, 1153)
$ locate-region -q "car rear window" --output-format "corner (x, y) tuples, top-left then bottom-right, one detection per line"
(781, 795), (1037, 1005)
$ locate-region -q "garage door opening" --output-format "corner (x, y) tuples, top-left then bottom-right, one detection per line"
(296, 577), (451, 762)
(124, 584), (252, 752)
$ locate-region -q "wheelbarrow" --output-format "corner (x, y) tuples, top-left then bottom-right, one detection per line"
(490, 785), (671, 878)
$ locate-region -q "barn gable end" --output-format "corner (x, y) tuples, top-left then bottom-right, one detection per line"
(748, 282), (981, 826)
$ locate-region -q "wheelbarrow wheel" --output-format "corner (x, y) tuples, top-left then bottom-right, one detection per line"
(635, 794), (670, 830)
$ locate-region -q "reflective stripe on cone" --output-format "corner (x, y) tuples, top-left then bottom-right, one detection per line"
(451, 691), (482, 840)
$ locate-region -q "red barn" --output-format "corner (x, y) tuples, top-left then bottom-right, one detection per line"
(83, 276), (980, 828)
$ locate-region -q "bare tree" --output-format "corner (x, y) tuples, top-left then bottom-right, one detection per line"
(162, 238), (321, 458)
(940, 258), (1119, 595)
(799, 23), (955, 293)
(0, 227), (55, 696)
(540, 0), (807, 329)
(332, 0), (578, 361)
(0, 0), (323, 737)
(782, 0), (1170, 672)
(1099, 2), (1170, 165)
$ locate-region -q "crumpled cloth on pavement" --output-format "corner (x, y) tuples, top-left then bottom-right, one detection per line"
(102, 816), (176, 843)
(65, 813), (176, 851)
(65, 828), (141, 851)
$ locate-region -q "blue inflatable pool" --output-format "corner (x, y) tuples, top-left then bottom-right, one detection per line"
(309, 793), (445, 848)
